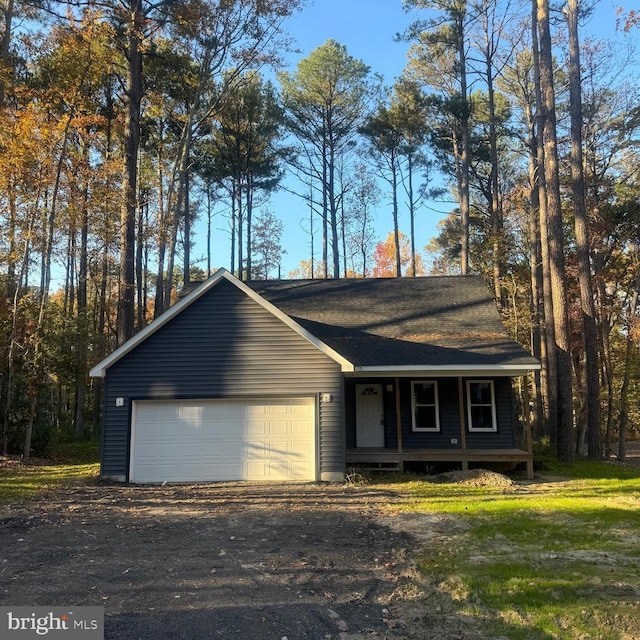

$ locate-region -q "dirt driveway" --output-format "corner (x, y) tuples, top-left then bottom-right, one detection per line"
(0, 482), (471, 640)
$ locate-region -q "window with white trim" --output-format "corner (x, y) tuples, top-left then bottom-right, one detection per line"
(411, 381), (440, 432)
(466, 380), (497, 432)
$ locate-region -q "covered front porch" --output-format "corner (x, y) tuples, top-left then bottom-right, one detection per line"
(344, 374), (535, 480)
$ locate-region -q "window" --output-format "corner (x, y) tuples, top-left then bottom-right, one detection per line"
(411, 381), (440, 432)
(466, 380), (497, 432)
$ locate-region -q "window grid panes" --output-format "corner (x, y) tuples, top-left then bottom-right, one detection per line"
(466, 380), (497, 432)
(411, 381), (440, 432)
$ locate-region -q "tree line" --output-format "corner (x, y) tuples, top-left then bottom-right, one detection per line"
(0, 0), (638, 462)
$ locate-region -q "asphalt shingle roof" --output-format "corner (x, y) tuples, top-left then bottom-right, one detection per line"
(246, 276), (538, 369)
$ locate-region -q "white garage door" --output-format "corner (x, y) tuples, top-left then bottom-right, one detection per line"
(130, 398), (316, 483)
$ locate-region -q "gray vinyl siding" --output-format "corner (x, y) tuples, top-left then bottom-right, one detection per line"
(345, 376), (516, 450)
(102, 279), (343, 480)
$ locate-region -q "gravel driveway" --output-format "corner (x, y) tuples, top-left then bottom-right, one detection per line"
(1, 482), (434, 640)
(4, 453), (640, 639)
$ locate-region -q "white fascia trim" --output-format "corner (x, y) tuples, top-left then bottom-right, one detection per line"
(346, 363), (540, 378)
(89, 269), (354, 378)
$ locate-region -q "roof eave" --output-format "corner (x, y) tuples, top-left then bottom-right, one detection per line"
(344, 363), (541, 378)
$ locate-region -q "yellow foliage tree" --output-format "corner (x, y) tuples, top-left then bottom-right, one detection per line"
(372, 231), (426, 277)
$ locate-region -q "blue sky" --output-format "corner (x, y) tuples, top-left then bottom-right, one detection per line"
(271, 1), (426, 277)
(284, 0), (418, 82)
(196, 0), (631, 279)
(198, 0), (422, 278)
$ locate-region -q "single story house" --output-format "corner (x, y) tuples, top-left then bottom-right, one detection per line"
(90, 268), (540, 483)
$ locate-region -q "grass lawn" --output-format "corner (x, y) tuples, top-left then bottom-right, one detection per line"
(386, 460), (640, 640)
(0, 459), (99, 503)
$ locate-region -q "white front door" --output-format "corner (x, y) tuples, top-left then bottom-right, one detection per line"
(355, 384), (384, 447)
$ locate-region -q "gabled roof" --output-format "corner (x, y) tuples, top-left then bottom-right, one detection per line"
(246, 276), (540, 374)
(89, 269), (353, 378)
(90, 269), (539, 378)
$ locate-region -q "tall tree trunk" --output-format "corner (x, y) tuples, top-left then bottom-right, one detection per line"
(528, 125), (545, 440)
(0, 188), (17, 453)
(183, 160), (191, 283)
(328, 145), (340, 278)
(537, 0), (574, 462)
(341, 197), (348, 277)
(23, 393), (38, 460)
(322, 146), (329, 278)
(407, 154), (417, 277)
(339, 163), (347, 277)
(136, 189), (145, 329)
(117, 0), (143, 345)
(164, 214), (178, 310)
(532, 0), (558, 447)
(64, 229), (74, 316)
(567, 0), (601, 459)
(154, 128), (166, 318)
(457, 10), (471, 276)
(596, 275), (614, 450)
(0, 0), (14, 106)
(26, 107), (74, 455)
(2, 210), (36, 454)
(142, 202), (150, 321)
(392, 158), (401, 277)
(98, 216), (109, 342)
(237, 180), (244, 279)
(245, 176), (253, 281)
(309, 186), (315, 278)
(42, 113), (73, 304)
(162, 129), (192, 306)
(618, 282), (639, 461)
(6, 190), (16, 299)
(486, 47), (503, 307)
(206, 183), (213, 277)
(75, 142), (90, 439)
(229, 183), (237, 275)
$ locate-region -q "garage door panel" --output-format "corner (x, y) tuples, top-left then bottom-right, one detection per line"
(247, 421), (268, 436)
(267, 420), (287, 435)
(131, 398), (316, 483)
(291, 440), (311, 455)
(290, 462), (310, 477)
(177, 406), (203, 424)
(292, 419), (312, 434)
(246, 462), (267, 477)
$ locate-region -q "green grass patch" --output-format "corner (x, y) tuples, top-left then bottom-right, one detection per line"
(0, 462), (99, 503)
(384, 460), (640, 639)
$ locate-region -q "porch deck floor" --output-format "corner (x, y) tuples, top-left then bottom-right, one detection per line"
(346, 447), (534, 478)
